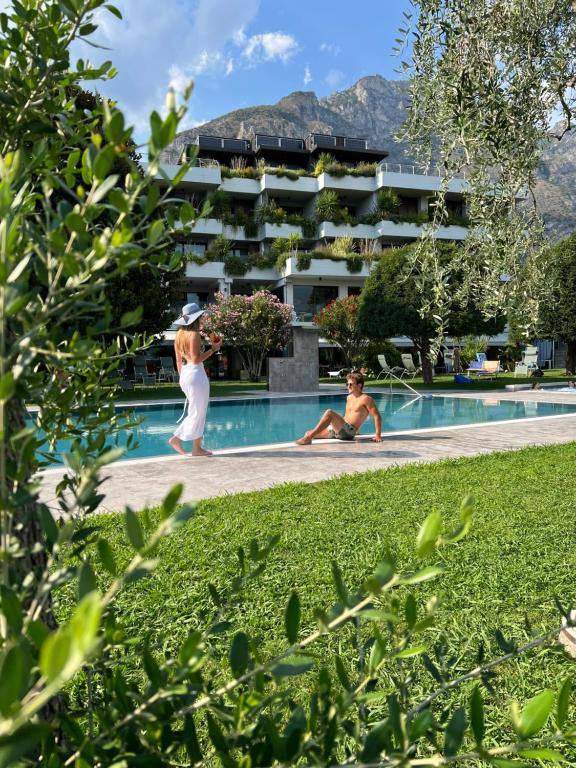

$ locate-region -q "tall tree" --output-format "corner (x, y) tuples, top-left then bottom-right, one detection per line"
(358, 244), (504, 384)
(397, 0), (576, 342)
(539, 232), (576, 373)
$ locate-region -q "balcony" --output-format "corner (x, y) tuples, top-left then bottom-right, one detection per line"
(184, 260), (225, 280)
(189, 218), (223, 236)
(259, 222), (304, 239)
(317, 171), (376, 195)
(377, 162), (469, 194)
(305, 133), (368, 151)
(194, 135), (251, 153)
(375, 219), (469, 241)
(317, 221), (376, 239)
(260, 172), (317, 195)
(282, 256), (370, 279)
(152, 162), (222, 189)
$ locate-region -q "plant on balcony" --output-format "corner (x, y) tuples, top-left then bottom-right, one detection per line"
(255, 198), (284, 224)
(312, 151), (336, 176)
(375, 186), (400, 218)
(313, 295), (369, 368)
(204, 290), (293, 380)
(351, 161), (378, 176)
(296, 252), (312, 270)
(206, 188), (230, 218)
(271, 233), (301, 270)
(248, 251), (276, 270)
(223, 253), (250, 276)
(315, 189), (340, 222)
(206, 233), (232, 262)
(330, 235), (356, 257)
(300, 217), (318, 238)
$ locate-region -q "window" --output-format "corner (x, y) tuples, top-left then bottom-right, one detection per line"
(293, 285), (338, 322)
(347, 286), (361, 297)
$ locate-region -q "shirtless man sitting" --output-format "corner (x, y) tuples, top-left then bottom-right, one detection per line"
(295, 372), (382, 445)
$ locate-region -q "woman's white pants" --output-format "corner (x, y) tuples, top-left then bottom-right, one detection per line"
(173, 363), (209, 441)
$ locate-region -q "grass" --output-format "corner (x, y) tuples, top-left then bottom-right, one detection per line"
(60, 442), (576, 742)
(113, 370), (573, 402)
(113, 379), (268, 401)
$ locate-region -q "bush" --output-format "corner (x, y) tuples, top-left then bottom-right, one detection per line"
(206, 233), (232, 262)
(206, 188), (230, 218)
(296, 252), (312, 270)
(223, 253), (249, 276)
(360, 339), (403, 374)
(315, 189), (340, 222)
(375, 186), (400, 217)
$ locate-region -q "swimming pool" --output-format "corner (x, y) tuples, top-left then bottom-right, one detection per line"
(79, 392), (576, 460)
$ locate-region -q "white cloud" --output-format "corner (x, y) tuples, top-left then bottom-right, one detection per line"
(240, 31), (298, 64)
(304, 66), (312, 86)
(320, 42), (341, 56)
(75, 0), (260, 141)
(325, 68), (346, 89)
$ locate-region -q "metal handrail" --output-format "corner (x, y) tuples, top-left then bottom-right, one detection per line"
(377, 161), (468, 179)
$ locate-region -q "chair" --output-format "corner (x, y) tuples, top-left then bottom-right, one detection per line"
(158, 356), (177, 383)
(327, 368), (349, 378)
(514, 345), (539, 377)
(376, 354), (405, 380)
(400, 353), (422, 380)
(134, 364), (156, 385)
(467, 359), (501, 380)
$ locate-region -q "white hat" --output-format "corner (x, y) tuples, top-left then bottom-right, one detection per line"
(173, 302), (205, 327)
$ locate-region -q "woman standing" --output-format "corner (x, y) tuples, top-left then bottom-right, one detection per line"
(168, 302), (222, 457)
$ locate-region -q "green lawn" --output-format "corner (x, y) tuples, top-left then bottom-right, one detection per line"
(63, 442), (576, 740)
(114, 379), (268, 401)
(113, 370), (572, 401)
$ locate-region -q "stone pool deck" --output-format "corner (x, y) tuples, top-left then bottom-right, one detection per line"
(39, 388), (576, 515)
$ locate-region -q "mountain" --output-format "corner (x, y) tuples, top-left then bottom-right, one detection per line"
(162, 75), (575, 241)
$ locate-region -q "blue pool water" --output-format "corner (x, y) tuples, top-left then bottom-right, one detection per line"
(72, 392), (576, 460)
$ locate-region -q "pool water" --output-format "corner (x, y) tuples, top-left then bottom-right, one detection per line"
(85, 392), (576, 460)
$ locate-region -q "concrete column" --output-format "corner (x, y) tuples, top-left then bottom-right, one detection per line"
(217, 278), (233, 295)
(417, 196), (429, 214)
(338, 285), (348, 299)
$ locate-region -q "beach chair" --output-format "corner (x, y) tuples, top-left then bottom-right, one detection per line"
(158, 356), (177, 382)
(376, 354), (405, 380)
(400, 353), (422, 380)
(467, 359), (501, 380)
(514, 345), (539, 377)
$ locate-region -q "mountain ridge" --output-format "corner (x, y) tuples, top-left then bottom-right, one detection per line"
(162, 75), (575, 240)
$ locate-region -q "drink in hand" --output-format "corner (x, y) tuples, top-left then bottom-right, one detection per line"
(209, 332), (221, 344)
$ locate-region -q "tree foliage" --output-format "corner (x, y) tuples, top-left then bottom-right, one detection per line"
(313, 296), (368, 368)
(358, 244), (504, 383)
(539, 232), (576, 372)
(203, 290), (293, 380)
(398, 0), (576, 342)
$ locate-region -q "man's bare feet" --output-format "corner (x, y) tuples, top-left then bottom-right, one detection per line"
(192, 447), (213, 456)
(168, 436), (186, 455)
(295, 432), (313, 445)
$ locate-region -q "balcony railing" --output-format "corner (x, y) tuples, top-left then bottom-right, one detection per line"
(378, 161), (468, 179)
(194, 135), (251, 152)
(253, 134), (305, 151)
(305, 133), (369, 151)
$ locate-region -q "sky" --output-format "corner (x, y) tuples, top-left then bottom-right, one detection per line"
(69, 0), (414, 146)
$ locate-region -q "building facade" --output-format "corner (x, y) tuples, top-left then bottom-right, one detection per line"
(155, 132), (493, 373)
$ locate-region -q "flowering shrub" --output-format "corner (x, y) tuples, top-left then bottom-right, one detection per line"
(314, 295), (369, 368)
(205, 290), (293, 380)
